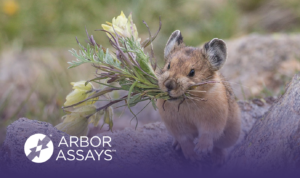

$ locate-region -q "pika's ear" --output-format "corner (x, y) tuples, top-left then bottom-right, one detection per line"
(164, 30), (184, 59)
(203, 38), (227, 71)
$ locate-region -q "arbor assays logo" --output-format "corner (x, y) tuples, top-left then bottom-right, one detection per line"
(24, 133), (54, 163)
(24, 133), (115, 163)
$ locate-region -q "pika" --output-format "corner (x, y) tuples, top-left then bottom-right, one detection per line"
(157, 30), (241, 164)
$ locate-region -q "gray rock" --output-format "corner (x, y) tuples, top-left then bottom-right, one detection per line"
(221, 34), (300, 99)
(222, 72), (300, 173)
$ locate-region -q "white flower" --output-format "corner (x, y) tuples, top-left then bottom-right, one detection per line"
(102, 11), (140, 42)
(64, 81), (96, 107)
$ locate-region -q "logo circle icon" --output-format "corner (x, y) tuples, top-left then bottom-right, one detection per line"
(24, 133), (54, 163)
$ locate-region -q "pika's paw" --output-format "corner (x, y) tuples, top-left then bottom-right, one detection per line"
(172, 139), (181, 151)
(193, 137), (213, 155)
(175, 139), (200, 161)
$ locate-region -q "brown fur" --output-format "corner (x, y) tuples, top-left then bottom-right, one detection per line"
(157, 36), (241, 165)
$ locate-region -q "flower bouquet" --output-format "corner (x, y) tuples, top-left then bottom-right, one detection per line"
(55, 11), (165, 136)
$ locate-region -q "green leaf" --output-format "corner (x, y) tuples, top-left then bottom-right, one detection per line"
(119, 79), (133, 91)
(139, 59), (153, 74)
(151, 98), (157, 111)
(135, 82), (157, 89)
(96, 46), (105, 62)
(103, 107), (114, 131)
(127, 81), (139, 129)
(89, 110), (104, 126)
(128, 94), (142, 107)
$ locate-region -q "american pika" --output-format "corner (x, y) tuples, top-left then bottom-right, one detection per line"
(157, 30), (241, 164)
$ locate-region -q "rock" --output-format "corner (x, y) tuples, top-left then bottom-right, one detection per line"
(221, 34), (300, 99)
(231, 99), (274, 152)
(0, 97), (273, 174)
(222, 72), (300, 172)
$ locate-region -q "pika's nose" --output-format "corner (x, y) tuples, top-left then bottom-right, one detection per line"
(165, 80), (176, 91)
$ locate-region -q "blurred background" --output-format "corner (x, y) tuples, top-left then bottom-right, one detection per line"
(1, 0), (300, 144)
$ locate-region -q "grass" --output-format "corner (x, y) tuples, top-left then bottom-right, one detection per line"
(1, 0), (241, 53)
(2, 0), (300, 51)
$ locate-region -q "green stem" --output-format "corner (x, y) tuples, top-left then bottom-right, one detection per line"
(127, 81), (139, 129)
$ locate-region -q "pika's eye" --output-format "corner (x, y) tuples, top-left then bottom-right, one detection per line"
(188, 69), (195, 77)
(167, 63), (170, 70)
